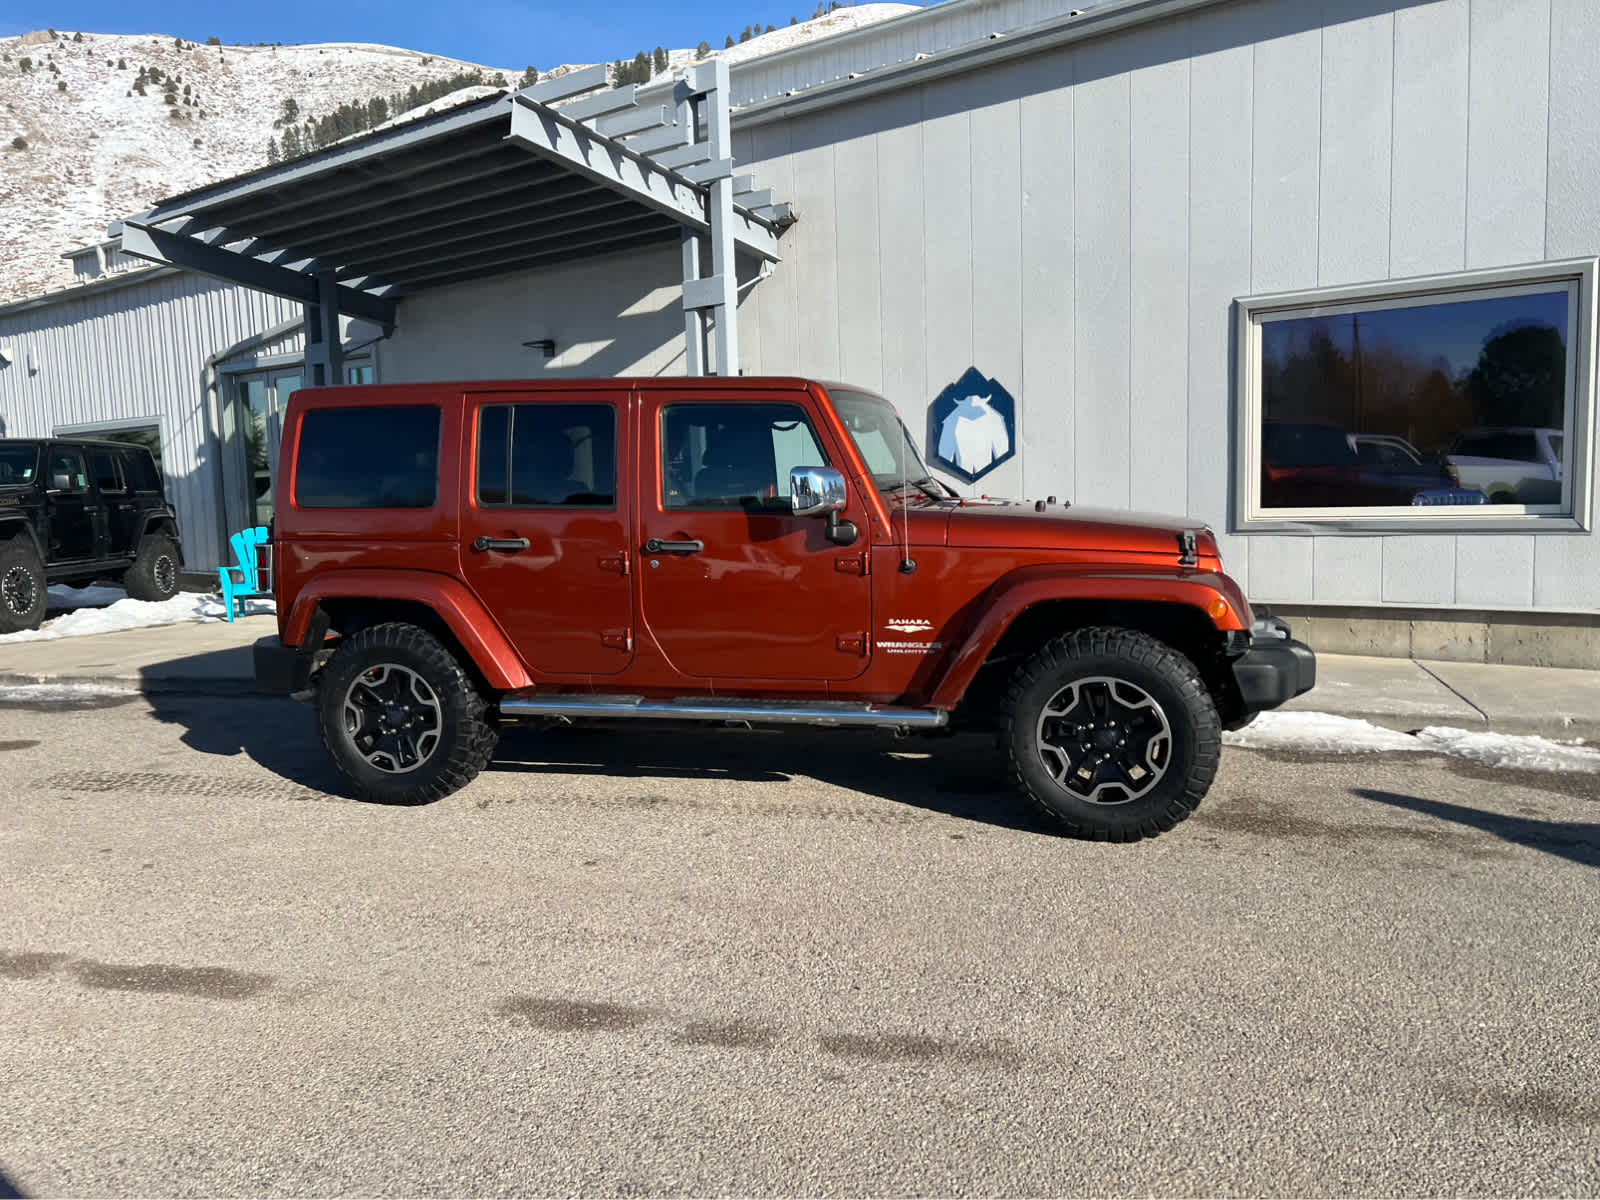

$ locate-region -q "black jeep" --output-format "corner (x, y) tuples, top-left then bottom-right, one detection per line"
(0, 438), (184, 633)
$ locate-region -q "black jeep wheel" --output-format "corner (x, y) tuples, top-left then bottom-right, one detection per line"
(1003, 627), (1221, 841)
(316, 622), (499, 805)
(0, 539), (47, 634)
(124, 532), (182, 602)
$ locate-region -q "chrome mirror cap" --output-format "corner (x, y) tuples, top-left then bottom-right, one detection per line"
(791, 466), (847, 517)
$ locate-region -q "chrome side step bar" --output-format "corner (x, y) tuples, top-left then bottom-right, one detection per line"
(498, 693), (949, 729)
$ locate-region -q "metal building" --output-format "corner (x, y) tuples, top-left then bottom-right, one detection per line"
(1, 0), (1596, 664)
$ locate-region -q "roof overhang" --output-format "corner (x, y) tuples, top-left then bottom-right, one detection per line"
(120, 69), (788, 332)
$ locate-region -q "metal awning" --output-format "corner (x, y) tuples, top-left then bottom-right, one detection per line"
(119, 62), (792, 379)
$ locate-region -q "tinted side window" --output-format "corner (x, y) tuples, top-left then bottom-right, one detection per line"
(661, 403), (828, 510)
(295, 406), (441, 509)
(476, 403), (615, 508)
(121, 450), (162, 493)
(92, 451), (124, 493)
(0, 445), (40, 486)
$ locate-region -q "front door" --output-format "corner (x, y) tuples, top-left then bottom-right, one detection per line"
(44, 445), (97, 562)
(637, 392), (874, 681)
(459, 391), (635, 678)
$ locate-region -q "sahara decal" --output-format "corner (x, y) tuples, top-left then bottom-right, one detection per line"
(884, 617), (934, 634)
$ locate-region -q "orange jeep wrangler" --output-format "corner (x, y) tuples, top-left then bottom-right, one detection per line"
(255, 377), (1314, 840)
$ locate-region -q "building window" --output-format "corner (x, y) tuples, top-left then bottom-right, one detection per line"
(53, 422), (164, 476)
(1234, 260), (1596, 531)
(345, 361), (375, 385)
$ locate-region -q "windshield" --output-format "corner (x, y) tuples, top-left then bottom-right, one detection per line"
(0, 445), (39, 487)
(827, 389), (932, 490)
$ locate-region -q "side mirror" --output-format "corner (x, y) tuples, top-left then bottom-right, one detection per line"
(790, 466), (846, 517)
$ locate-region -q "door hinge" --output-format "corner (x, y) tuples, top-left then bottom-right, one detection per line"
(834, 554), (869, 576)
(601, 628), (634, 651)
(836, 632), (869, 656)
(599, 553), (630, 576)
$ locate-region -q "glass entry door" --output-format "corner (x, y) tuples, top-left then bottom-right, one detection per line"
(224, 369), (300, 533)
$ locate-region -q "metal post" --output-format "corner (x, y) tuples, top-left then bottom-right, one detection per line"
(703, 61), (739, 377)
(302, 269), (344, 386)
(676, 83), (707, 377)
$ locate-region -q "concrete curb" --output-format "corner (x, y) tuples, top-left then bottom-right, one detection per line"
(1307, 706), (1600, 745)
(0, 671), (268, 698)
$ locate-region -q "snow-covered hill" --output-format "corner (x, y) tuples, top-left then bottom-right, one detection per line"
(0, 5), (918, 305)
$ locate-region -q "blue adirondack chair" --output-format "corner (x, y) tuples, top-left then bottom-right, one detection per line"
(217, 526), (271, 621)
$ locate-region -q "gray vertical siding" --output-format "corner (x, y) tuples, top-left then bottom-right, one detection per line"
(0, 272), (301, 571)
(727, 0), (1598, 613)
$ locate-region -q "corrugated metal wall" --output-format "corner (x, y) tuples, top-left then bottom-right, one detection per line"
(0, 271), (302, 571)
(728, 0), (1600, 614)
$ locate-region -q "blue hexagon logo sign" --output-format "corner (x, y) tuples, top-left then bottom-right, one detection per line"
(927, 366), (1017, 484)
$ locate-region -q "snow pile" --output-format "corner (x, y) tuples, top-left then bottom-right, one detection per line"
(1226, 711), (1600, 774)
(0, 586), (274, 643)
(0, 681), (137, 701)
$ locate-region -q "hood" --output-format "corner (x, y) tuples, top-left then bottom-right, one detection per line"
(905, 497), (1217, 559)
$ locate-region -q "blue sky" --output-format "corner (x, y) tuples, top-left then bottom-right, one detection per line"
(0, 0), (914, 67)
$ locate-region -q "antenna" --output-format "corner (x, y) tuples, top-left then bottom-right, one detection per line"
(898, 417), (916, 574)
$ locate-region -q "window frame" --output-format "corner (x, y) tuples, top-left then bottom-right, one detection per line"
(1233, 258), (1598, 534)
(658, 400), (831, 513)
(292, 404), (442, 510)
(473, 401), (618, 511)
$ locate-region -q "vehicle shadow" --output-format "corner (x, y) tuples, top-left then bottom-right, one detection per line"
(491, 722), (1050, 833)
(138, 674), (1050, 835)
(1354, 789), (1600, 869)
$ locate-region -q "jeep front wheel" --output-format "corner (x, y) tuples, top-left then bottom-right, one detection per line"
(1003, 627), (1221, 841)
(124, 532), (181, 602)
(0, 539), (47, 633)
(316, 622), (498, 805)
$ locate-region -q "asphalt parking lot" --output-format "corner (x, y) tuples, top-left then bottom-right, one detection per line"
(2, 692), (1597, 1197)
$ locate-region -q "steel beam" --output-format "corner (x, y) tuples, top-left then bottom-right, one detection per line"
(347, 205), (661, 279)
(521, 63), (608, 103)
(388, 226), (675, 290)
(120, 220), (397, 328)
(556, 84), (638, 121)
(507, 93), (779, 261)
(137, 96), (512, 229)
(595, 105), (674, 137)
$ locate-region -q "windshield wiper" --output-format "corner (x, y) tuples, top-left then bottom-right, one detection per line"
(884, 476), (946, 502)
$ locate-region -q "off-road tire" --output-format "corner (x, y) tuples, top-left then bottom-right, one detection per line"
(317, 622), (499, 805)
(1003, 626), (1221, 841)
(124, 532), (182, 602)
(0, 538), (47, 634)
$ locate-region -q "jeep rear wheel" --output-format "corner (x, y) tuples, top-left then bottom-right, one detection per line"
(317, 622), (498, 805)
(0, 540), (47, 634)
(1003, 627), (1220, 841)
(124, 532), (181, 602)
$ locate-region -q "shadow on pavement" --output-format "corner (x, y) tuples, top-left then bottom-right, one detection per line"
(0, 1164), (27, 1199)
(1354, 789), (1600, 869)
(138, 669), (1049, 834)
(493, 723), (1049, 833)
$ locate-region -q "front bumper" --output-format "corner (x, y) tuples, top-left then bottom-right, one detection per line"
(1229, 615), (1316, 712)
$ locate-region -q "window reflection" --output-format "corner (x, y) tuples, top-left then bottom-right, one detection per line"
(1259, 287), (1570, 508)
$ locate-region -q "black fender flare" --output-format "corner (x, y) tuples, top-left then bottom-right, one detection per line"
(0, 517), (44, 560)
(134, 510), (184, 562)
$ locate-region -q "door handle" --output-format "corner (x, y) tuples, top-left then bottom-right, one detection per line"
(473, 535), (531, 553)
(644, 537), (704, 554)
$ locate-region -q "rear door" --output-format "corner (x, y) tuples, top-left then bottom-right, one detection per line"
(636, 388), (874, 681)
(459, 390), (635, 678)
(90, 448), (137, 558)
